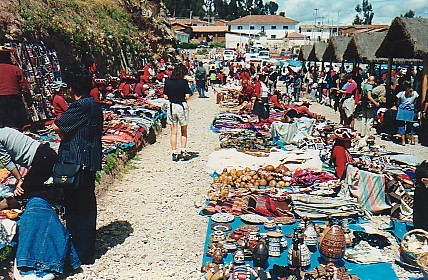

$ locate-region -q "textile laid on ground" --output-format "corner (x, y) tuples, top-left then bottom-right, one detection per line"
(344, 165), (391, 214)
(270, 117), (316, 145)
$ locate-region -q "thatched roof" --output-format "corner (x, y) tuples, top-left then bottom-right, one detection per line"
(376, 17), (428, 59)
(344, 32), (387, 62)
(298, 45), (312, 61)
(323, 36), (351, 62)
(307, 42), (328, 61)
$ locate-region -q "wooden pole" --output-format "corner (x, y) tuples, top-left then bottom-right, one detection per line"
(422, 57), (427, 106)
(386, 56), (393, 106)
(370, 62), (375, 76)
(341, 61), (344, 73)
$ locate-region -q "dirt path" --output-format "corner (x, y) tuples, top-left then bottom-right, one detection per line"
(69, 90), (218, 279)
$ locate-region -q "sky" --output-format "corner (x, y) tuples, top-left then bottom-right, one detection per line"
(276, 0), (428, 26)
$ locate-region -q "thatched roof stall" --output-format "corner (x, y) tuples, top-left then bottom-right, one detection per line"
(307, 42), (328, 61)
(322, 36), (351, 62)
(298, 45), (312, 61)
(375, 17), (428, 105)
(344, 32), (387, 62)
(376, 17), (428, 59)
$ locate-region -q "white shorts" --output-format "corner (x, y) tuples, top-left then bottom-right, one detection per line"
(167, 102), (189, 126)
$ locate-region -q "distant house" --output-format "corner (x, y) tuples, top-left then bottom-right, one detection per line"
(190, 26), (228, 42)
(228, 15), (299, 40)
(298, 24), (389, 42)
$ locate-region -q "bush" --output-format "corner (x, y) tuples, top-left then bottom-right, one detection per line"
(178, 42), (198, 49)
(209, 41), (225, 48)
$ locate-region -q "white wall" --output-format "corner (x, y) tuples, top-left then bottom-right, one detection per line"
(230, 23), (297, 39)
(226, 33), (250, 49)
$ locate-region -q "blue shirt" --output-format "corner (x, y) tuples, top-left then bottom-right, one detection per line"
(55, 97), (103, 171)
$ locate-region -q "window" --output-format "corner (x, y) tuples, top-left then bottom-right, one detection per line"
(271, 26), (277, 30)
(237, 26), (243, 30)
(261, 26), (265, 31)
(283, 26), (288, 30)
(250, 25), (255, 30)
(271, 35), (276, 39)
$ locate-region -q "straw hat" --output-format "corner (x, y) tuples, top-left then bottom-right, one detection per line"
(0, 46), (15, 52)
(334, 127), (356, 141)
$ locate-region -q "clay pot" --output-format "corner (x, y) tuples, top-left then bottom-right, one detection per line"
(318, 224), (346, 262)
(252, 239), (269, 267)
(265, 165), (275, 171)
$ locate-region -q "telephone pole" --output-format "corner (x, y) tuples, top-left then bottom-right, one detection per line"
(313, 8), (319, 42)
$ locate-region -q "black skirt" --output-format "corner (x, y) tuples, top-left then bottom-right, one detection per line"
(0, 95), (29, 129)
(252, 97), (269, 120)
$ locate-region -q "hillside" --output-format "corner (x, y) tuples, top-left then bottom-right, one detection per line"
(0, 0), (176, 74)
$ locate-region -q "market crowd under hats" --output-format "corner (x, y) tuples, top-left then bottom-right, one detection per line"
(334, 127), (356, 141)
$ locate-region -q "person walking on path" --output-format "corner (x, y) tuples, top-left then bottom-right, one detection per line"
(360, 76), (378, 137)
(0, 46), (32, 130)
(53, 67), (103, 265)
(164, 64), (192, 161)
(195, 62), (208, 98)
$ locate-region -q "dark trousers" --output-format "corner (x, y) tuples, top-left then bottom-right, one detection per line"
(413, 187), (428, 231)
(64, 170), (97, 264)
(22, 143), (58, 197)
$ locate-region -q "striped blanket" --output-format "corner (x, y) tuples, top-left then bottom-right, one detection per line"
(345, 165), (391, 213)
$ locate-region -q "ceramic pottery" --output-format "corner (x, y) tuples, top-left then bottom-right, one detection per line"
(264, 219), (276, 231)
(267, 231), (283, 257)
(207, 246), (227, 264)
(234, 248), (245, 264)
(303, 222), (318, 247)
(211, 230), (226, 243)
(247, 231), (259, 251)
(288, 230), (311, 267)
(318, 224), (346, 262)
(252, 239), (269, 267)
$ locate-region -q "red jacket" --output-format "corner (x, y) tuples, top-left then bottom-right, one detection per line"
(330, 145), (353, 179)
(52, 94), (68, 119)
(0, 64), (30, 96)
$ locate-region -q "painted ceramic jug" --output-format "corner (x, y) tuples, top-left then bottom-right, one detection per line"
(318, 222), (346, 262)
(288, 228), (311, 267)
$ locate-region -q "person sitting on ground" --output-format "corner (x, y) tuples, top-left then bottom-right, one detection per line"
(51, 81), (69, 119)
(413, 161), (428, 231)
(330, 127), (355, 179)
(269, 90), (285, 110)
(121, 76), (138, 99)
(239, 79), (254, 104)
(284, 101), (317, 119)
(90, 79), (113, 105)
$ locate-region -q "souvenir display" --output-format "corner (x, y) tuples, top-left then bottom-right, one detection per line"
(288, 228), (311, 267)
(240, 214), (267, 224)
(266, 231), (286, 257)
(318, 222), (346, 262)
(212, 213), (235, 223)
(211, 223), (232, 232)
(238, 225), (260, 233)
(252, 239), (269, 267)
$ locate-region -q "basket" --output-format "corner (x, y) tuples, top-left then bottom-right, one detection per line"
(400, 229), (428, 272)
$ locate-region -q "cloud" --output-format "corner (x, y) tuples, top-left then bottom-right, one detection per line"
(275, 0), (428, 25)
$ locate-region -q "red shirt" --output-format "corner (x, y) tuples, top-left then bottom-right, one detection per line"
(331, 145), (353, 179)
(254, 81), (262, 99)
(52, 94), (68, 119)
(156, 72), (165, 81)
(90, 87), (101, 103)
(240, 71), (251, 81)
(269, 95), (282, 108)
(0, 64), (30, 96)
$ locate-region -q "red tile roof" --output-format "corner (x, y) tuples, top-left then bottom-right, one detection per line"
(192, 26), (229, 33)
(228, 15), (299, 25)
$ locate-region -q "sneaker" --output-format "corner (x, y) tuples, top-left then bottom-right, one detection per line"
(202, 96), (209, 98)
(180, 151), (191, 161)
(172, 153), (180, 162)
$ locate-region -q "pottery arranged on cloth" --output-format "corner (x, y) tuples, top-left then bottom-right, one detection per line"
(267, 231), (285, 257)
(303, 222), (318, 247)
(252, 239), (269, 267)
(318, 224), (346, 262)
(240, 214), (267, 224)
(211, 213), (235, 223)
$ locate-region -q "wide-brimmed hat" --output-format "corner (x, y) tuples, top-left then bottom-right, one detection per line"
(52, 81), (68, 91)
(334, 127), (356, 141)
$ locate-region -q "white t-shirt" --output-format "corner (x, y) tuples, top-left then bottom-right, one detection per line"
(396, 91), (419, 105)
(261, 82), (269, 98)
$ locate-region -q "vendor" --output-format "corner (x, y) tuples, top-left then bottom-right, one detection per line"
(284, 101), (317, 119)
(51, 81), (69, 119)
(251, 74), (269, 121)
(90, 78), (110, 105)
(269, 90), (284, 110)
(0, 124), (58, 197)
(414, 161), (428, 231)
(330, 128), (355, 179)
(239, 79), (254, 104)
(0, 46), (32, 130)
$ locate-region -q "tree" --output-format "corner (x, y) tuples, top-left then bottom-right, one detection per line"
(279, 11), (285, 17)
(401, 9), (415, 18)
(264, 1), (279, 15)
(353, 0), (374, 25)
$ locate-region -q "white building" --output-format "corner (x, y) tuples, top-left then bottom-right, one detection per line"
(228, 15), (299, 40)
